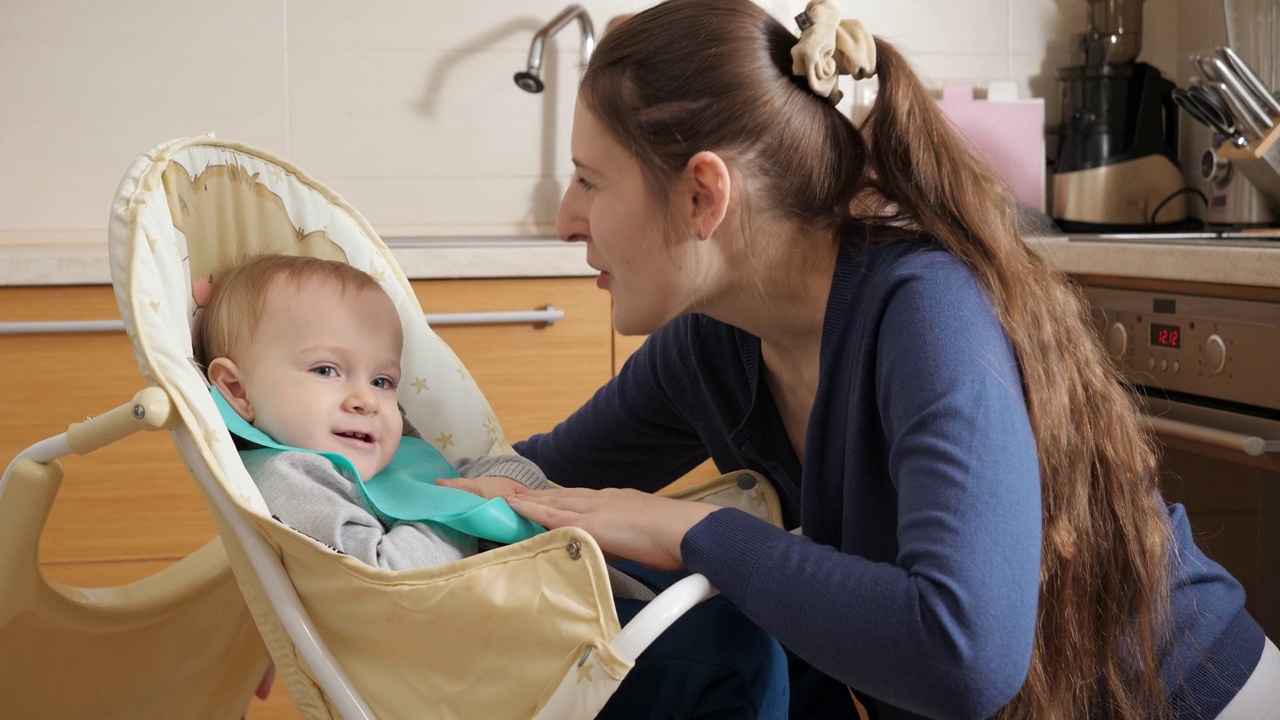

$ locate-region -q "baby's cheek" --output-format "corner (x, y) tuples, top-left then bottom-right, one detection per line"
(385, 431), (403, 456)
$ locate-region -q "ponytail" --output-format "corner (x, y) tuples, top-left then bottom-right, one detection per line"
(859, 41), (1173, 720)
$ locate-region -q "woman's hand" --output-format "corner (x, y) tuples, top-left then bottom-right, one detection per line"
(506, 488), (717, 571)
(436, 475), (529, 500)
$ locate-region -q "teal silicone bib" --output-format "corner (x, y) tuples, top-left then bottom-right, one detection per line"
(212, 388), (544, 544)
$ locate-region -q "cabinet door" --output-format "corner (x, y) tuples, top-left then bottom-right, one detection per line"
(0, 286), (217, 584)
(412, 277), (613, 444)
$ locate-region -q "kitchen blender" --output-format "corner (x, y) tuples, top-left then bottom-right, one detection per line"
(1052, 0), (1187, 230)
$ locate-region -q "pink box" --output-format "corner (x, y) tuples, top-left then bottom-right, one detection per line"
(936, 83), (1046, 212)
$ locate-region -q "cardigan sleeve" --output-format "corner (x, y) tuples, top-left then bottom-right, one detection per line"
(516, 322), (714, 492)
(682, 259), (1042, 719)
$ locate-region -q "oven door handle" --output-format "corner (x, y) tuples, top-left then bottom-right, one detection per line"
(1146, 416), (1280, 457)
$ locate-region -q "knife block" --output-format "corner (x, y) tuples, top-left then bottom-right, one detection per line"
(1219, 123), (1280, 214)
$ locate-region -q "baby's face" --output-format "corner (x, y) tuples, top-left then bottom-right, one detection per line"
(235, 277), (404, 480)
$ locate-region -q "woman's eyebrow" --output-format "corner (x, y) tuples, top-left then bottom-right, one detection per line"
(572, 158), (602, 176)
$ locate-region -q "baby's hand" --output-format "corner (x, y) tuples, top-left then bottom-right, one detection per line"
(436, 475), (528, 500)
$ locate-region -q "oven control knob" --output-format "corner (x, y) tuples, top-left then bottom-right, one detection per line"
(1204, 334), (1227, 375)
(1106, 322), (1128, 358)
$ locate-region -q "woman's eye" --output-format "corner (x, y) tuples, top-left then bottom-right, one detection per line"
(372, 377), (396, 390)
(311, 366), (337, 378)
(575, 175), (595, 192)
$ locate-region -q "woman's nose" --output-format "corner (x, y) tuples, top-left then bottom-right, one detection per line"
(555, 184), (587, 243)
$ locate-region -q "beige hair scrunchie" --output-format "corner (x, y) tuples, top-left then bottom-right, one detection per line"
(790, 0), (877, 105)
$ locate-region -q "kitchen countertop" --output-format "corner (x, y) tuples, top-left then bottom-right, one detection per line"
(3, 233), (1280, 288)
(0, 237), (595, 286)
(1026, 233), (1280, 288)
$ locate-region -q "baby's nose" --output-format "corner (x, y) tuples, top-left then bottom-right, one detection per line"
(343, 386), (378, 414)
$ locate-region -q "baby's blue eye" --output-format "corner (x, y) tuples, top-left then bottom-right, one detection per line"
(372, 377), (396, 390)
(312, 366), (337, 378)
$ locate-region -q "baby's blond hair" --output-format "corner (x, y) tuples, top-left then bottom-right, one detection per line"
(193, 254), (387, 372)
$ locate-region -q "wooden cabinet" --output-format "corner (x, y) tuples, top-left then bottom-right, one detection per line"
(412, 278), (614, 444)
(0, 286), (214, 583)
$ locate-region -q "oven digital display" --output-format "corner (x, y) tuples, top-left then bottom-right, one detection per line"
(1150, 323), (1181, 349)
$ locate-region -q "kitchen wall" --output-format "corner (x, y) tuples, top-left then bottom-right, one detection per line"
(1, 0), (1185, 246)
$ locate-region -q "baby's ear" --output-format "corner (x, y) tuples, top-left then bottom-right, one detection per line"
(208, 358), (254, 422)
(192, 275), (214, 307)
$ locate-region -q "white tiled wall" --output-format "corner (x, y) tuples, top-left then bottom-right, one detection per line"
(1, 0), (1185, 244)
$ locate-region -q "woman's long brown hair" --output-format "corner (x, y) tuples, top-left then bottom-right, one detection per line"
(584, 1), (1173, 716)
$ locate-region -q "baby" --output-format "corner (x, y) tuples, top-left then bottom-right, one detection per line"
(193, 253), (547, 570)
(196, 253), (786, 718)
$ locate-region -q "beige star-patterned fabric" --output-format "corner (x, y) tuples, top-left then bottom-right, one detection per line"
(109, 138), (516, 513)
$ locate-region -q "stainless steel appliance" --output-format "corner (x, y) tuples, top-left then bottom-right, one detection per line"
(1052, 0), (1187, 230)
(1224, 0), (1279, 92)
(1083, 280), (1280, 639)
(1202, 149), (1279, 226)
(1192, 47), (1280, 222)
(1194, 0), (1280, 226)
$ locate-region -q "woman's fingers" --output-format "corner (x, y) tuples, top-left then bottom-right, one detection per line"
(506, 488), (717, 571)
(507, 487), (600, 511)
(507, 488), (648, 525)
(504, 493), (577, 527)
(504, 490), (604, 526)
(513, 486), (598, 501)
(437, 475), (525, 500)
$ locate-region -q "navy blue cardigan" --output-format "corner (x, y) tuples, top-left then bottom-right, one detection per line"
(517, 239), (1262, 718)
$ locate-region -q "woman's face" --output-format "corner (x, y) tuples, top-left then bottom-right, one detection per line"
(557, 100), (709, 335)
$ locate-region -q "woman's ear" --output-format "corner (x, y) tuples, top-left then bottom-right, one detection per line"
(682, 151), (731, 240)
(207, 358), (254, 422)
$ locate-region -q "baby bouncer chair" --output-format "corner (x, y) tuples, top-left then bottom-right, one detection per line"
(0, 135), (783, 719)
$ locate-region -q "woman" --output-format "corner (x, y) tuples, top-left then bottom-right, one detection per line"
(498, 0), (1278, 717)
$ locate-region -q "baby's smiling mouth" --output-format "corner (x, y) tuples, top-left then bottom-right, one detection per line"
(335, 431), (375, 445)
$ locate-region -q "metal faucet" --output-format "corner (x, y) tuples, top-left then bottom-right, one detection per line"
(514, 4), (595, 93)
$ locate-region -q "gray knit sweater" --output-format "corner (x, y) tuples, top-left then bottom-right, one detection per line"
(240, 449), (548, 570)
(240, 449), (656, 600)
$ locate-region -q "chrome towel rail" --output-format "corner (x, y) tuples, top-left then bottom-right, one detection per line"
(0, 306), (564, 335)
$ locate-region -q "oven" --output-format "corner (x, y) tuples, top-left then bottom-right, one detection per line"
(1082, 279), (1280, 641)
